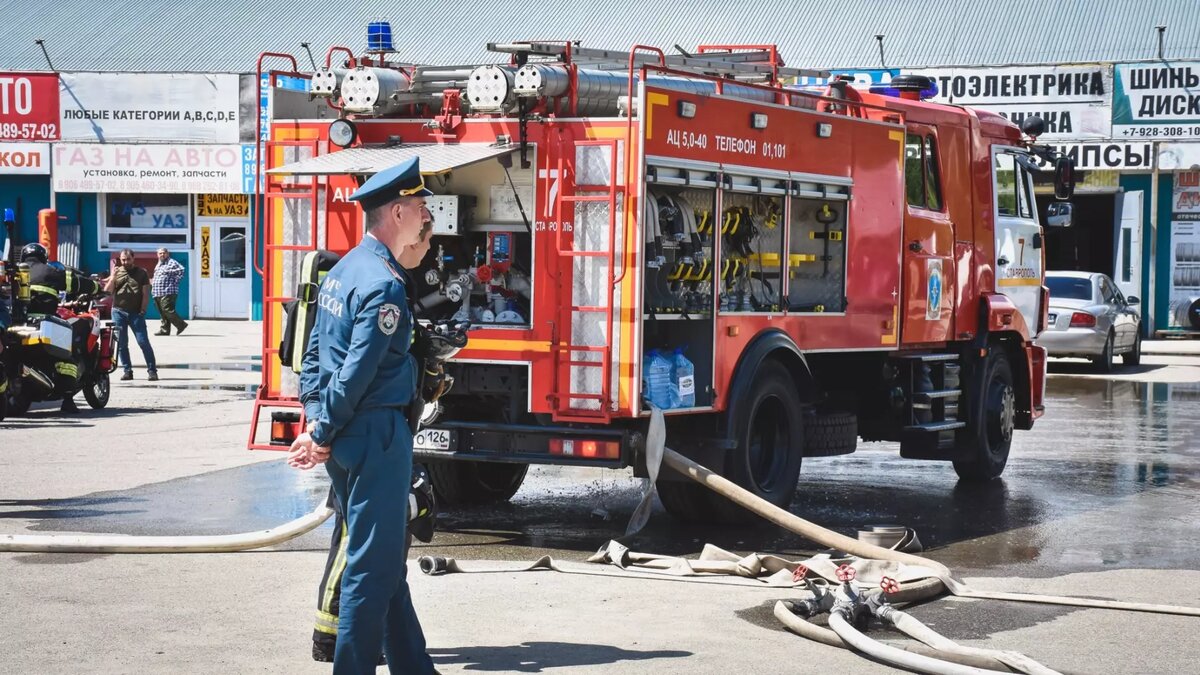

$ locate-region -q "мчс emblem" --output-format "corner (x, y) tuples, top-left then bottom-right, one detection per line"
(378, 303), (401, 335)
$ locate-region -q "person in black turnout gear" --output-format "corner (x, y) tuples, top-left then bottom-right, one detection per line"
(21, 243), (103, 413)
(21, 243), (102, 319)
(309, 216), (440, 664)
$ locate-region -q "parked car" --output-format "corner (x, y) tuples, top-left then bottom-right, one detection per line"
(1036, 271), (1141, 371)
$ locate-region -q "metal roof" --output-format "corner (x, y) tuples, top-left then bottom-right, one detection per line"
(0, 0), (1198, 73)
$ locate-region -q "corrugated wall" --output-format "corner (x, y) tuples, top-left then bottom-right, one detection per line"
(0, 0), (1197, 73)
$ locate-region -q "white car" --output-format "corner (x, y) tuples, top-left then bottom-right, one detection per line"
(1035, 271), (1141, 372)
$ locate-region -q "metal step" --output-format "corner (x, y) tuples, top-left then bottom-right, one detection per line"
(904, 421), (967, 433)
(914, 389), (962, 401)
(896, 353), (959, 363)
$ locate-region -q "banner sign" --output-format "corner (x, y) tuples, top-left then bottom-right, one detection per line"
(0, 73), (59, 141)
(52, 143), (246, 194)
(59, 73), (240, 143)
(1037, 141), (1155, 170)
(200, 226), (212, 278)
(0, 142), (50, 175)
(197, 193), (249, 217)
(790, 69), (898, 89)
(907, 65), (1113, 140)
(1170, 171), (1200, 327)
(1113, 62), (1200, 140)
(1158, 142), (1200, 171)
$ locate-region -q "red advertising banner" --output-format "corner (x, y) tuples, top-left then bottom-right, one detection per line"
(0, 73), (60, 141)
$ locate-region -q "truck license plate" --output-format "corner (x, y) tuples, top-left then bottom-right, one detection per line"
(414, 428), (451, 451)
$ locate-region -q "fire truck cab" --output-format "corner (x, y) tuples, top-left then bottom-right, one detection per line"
(251, 38), (1073, 521)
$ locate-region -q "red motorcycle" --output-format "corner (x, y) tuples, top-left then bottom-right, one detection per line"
(2, 290), (118, 417)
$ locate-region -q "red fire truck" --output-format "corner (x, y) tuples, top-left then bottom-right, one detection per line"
(249, 38), (1073, 521)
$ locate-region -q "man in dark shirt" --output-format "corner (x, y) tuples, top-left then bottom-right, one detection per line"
(103, 249), (158, 381)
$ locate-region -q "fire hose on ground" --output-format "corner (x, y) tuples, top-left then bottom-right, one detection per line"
(1, 409), (1199, 673)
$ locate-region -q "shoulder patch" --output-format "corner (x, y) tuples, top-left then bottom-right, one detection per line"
(378, 303), (402, 335)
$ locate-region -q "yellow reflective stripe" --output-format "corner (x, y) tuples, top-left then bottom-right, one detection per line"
(320, 520), (349, 615)
(56, 362), (79, 377)
(65, 269), (74, 290)
(0, 379), (7, 394)
(314, 609), (339, 635)
(30, 284), (58, 296)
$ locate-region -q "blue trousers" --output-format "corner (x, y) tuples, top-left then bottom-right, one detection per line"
(111, 308), (157, 372)
(325, 408), (433, 675)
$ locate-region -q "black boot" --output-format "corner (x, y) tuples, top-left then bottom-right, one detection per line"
(61, 397), (80, 414)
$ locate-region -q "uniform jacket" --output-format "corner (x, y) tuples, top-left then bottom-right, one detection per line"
(299, 234), (417, 447)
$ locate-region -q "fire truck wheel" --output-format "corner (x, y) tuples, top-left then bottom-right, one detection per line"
(7, 389), (31, 417)
(84, 372), (111, 409)
(656, 480), (717, 522)
(426, 460), (528, 505)
(713, 366), (805, 522)
(953, 349), (1014, 482)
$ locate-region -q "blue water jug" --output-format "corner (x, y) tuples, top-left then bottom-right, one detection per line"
(669, 348), (696, 408)
(643, 349), (673, 410)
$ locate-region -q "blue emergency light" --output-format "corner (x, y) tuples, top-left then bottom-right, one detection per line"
(870, 75), (939, 100)
(3, 208), (13, 224)
(367, 21), (395, 52)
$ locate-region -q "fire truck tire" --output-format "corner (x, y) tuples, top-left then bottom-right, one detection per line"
(713, 366), (805, 522)
(656, 480), (717, 521)
(83, 372), (110, 409)
(804, 411), (858, 457)
(7, 389), (31, 417)
(953, 349), (1014, 482)
(427, 460), (528, 505)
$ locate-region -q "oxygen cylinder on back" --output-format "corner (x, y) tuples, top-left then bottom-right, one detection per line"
(642, 349), (673, 410)
(669, 348), (695, 408)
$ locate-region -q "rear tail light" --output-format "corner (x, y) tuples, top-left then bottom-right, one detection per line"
(548, 438), (620, 460)
(271, 412), (303, 445)
(1069, 312), (1097, 328)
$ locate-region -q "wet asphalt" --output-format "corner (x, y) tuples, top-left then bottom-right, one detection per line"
(20, 365), (1200, 584)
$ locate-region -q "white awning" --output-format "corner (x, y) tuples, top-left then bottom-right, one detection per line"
(267, 143), (516, 176)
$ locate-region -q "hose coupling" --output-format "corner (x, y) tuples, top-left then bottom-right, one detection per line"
(418, 555), (451, 575)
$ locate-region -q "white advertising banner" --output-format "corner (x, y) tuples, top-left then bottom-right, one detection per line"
(52, 143), (245, 194)
(1158, 142), (1200, 171)
(1112, 62), (1200, 140)
(59, 73), (240, 143)
(907, 65), (1113, 140)
(0, 141), (50, 175)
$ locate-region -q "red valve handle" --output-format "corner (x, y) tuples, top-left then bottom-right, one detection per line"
(835, 564), (856, 582)
(791, 564), (809, 583)
(476, 265), (494, 283)
(880, 576), (901, 594)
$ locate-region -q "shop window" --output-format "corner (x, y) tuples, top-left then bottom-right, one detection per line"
(101, 193), (191, 249)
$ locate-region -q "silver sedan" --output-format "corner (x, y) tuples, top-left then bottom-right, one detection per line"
(1035, 271), (1142, 371)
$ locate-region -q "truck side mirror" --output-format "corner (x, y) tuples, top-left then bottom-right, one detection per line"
(1046, 202), (1073, 227)
(1054, 156), (1075, 200)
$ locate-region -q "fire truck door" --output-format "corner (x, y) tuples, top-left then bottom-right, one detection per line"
(992, 149), (1043, 334)
(901, 129), (955, 344)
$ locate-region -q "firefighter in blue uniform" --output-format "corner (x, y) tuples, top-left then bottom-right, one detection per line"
(288, 156), (437, 675)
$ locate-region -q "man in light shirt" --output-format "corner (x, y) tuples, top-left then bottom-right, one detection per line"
(151, 247), (188, 336)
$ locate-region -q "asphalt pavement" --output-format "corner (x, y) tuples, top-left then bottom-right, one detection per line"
(2, 323), (1199, 674)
